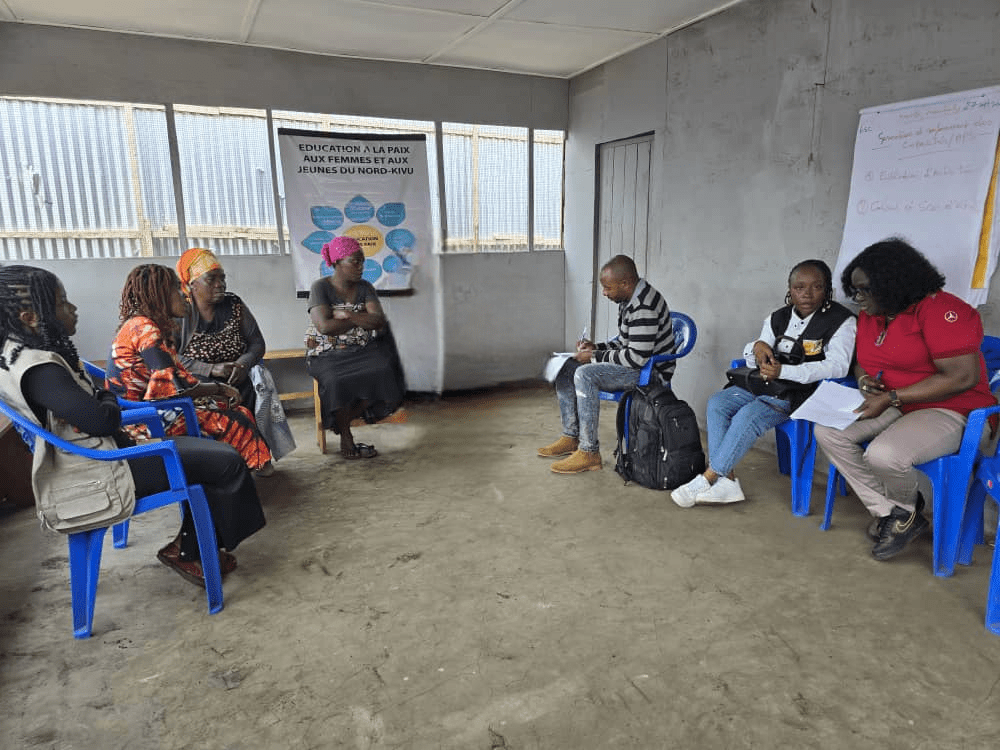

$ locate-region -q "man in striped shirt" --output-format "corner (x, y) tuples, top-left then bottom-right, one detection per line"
(539, 255), (675, 473)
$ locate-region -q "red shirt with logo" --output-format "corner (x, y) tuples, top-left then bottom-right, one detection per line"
(856, 290), (996, 415)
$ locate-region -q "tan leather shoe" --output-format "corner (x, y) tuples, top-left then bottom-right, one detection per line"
(537, 436), (579, 458)
(551, 449), (602, 474)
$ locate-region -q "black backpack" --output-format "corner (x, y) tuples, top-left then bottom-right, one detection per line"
(613, 383), (706, 490)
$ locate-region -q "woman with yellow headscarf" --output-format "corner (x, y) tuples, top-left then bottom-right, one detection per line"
(176, 248), (265, 413)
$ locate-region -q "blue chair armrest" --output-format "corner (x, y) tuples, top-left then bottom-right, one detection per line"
(958, 404), (1000, 461)
(83, 359), (200, 437)
(119, 406), (166, 438)
(82, 359), (105, 382)
(119, 397), (201, 437)
(637, 352), (685, 387)
(0, 400), (188, 490)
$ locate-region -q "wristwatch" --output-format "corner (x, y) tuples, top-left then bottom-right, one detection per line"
(889, 390), (902, 408)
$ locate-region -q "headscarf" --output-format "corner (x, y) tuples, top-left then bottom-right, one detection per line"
(321, 236), (363, 267)
(176, 247), (222, 293)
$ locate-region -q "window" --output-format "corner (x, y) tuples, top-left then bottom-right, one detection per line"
(443, 123), (529, 252)
(533, 129), (565, 250)
(0, 96), (563, 260)
(0, 96), (174, 260)
(174, 105), (279, 256)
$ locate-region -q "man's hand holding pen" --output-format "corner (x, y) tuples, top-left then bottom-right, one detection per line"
(574, 325), (595, 362)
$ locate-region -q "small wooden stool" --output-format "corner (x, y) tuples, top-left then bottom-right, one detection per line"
(313, 378), (408, 455)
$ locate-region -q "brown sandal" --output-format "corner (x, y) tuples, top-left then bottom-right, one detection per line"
(157, 542), (206, 588)
(157, 543), (237, 588)
(219, 550), (238, 576)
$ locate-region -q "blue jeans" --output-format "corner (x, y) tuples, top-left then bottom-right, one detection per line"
(705, 387), (791, 476)
(555, 360), (641, 453)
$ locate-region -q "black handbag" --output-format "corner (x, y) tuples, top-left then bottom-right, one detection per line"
(724, 366), (804, 401)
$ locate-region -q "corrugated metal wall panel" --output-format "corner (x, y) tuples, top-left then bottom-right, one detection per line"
(1, 98), (563, 260)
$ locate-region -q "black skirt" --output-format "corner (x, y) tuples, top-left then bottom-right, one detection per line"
(307, 331), (406, 433)
(130, 435), (266, 555)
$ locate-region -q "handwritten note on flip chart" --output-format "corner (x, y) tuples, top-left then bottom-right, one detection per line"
(835, 85), (1000, 307)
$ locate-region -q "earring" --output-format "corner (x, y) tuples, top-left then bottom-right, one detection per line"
(785, 292), (792, 306)
(821, 299), (832, 312)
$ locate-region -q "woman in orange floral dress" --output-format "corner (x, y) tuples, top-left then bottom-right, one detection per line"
(106, 264), (272, 472)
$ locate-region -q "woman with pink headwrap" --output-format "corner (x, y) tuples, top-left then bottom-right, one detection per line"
(306, 236), (405, 459)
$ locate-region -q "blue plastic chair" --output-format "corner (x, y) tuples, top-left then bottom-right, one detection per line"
(598, 312), (697, 450)
(82, 359), (201, 438)
(0, 398), (224, 638)
(821, 403), (1000, 577)
(83, 358), (201, 548)
(820, 338), (1000, 576)
(725, 359), (854, 517)
(964, 452), (1000, 635)
(598, 312), (697, 404)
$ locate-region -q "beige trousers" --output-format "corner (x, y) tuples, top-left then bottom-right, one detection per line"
(814, 407), (970, 518)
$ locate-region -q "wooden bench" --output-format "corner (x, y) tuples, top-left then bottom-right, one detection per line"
(261, 349), (326, 453)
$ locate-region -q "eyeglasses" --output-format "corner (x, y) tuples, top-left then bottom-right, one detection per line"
(849, 284), (873, 298)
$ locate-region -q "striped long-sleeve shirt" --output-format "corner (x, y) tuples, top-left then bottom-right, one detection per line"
(593, 279), (676, 382)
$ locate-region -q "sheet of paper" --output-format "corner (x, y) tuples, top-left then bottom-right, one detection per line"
(788, 380), (865, 430)
(543, 353), (574, 382)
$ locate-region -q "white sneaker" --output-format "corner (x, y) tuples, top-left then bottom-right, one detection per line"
(671, 474), (711, 508)
(695, 477), (746, 505)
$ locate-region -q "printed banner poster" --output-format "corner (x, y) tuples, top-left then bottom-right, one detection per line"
(278, 128), (432, 293)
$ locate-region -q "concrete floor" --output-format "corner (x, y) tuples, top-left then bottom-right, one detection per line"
(2, 382), (999, 750)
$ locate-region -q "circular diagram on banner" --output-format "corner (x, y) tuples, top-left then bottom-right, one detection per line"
(319, 260), (334, 278)
(385, 228), (415, 251)
(383, 255), (403, 274)
(311, 206), (344, 231)
(344, 195), (375, 223)
(362, 259), (383, 284)
(302, 230), (333, 254)
(376, 202), (406, 227)
(344, 225), (384, 256)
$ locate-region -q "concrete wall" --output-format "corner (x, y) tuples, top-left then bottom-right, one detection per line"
(564, 0), (1000, 426)
(0, 22), (569, 394)
(441, 251), (564, 390)
(0, 24), (566, 128)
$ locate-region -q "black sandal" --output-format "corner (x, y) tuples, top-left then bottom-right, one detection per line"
(341, 442), (378, 460)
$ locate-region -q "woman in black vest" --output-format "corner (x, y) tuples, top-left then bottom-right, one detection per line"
(672, 260), (857, 507)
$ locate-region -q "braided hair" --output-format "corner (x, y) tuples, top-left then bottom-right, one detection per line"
(785, 258), (835, 312)
(0, 265), (81, 372)
(119, 264), (180, 342)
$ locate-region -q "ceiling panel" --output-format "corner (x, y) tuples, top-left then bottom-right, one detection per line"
(6, 0), (248, 40)
(437, 19), (656, 77)
(251, 0), (480, 61)
(359, 0), (509, 14)
(1, 0), (746, 78)
(506, 0), (731, 32)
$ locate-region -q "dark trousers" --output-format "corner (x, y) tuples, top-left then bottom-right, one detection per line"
(128, 436), (266, 560)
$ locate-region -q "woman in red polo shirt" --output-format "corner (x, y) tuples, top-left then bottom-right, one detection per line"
(815, 238), (996, 561)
